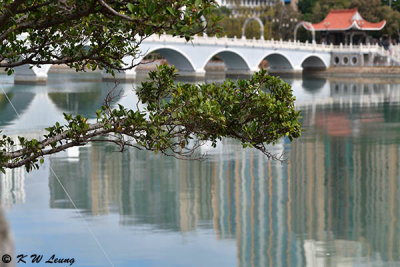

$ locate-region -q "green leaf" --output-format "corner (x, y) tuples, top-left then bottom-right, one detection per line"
(127, 3), (135, 13)
(166, 7), (174, 15)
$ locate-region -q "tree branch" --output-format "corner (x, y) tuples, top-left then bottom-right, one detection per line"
(98, 0), (135, 21)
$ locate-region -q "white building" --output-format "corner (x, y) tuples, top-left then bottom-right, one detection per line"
(217, 0), (298, 9)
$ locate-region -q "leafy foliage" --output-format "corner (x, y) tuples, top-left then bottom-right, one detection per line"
(0, 66), (301, 172)
(0, 0), (219, 73)
(212, 4), (301, 40)
(382, 0), (400, 11)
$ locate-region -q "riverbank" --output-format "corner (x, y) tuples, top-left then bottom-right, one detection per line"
(5, 62), (400, 81)
(305, 66), (400, 78)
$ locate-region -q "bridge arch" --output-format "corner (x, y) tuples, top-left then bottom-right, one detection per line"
(202, 49), (252, 75)
(242, 17), (264, 40)
(140, 46), (196, 73)
(301, 55), (328, 70)
(260, 53), (294, 71)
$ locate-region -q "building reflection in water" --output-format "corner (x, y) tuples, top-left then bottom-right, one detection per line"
(292, 102), (400, 266)
(42, 79), (400, 266)
(0, 168), (24, 208)
(0, 134), (34, 208)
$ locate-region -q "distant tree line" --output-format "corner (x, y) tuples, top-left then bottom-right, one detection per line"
(208, 3), (301, 40)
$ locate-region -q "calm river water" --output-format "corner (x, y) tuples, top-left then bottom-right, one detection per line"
(1, 72), (400, 267)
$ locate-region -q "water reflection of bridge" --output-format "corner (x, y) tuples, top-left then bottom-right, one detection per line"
(293, 79), (400, 134)
(3, 76), (400, 129)
(329, 82), (400, 106)
(0, 80), (125, 131)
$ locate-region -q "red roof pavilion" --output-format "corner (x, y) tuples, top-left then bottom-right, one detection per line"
(296, 8), (386, 44)
(302, 8), (386, 32)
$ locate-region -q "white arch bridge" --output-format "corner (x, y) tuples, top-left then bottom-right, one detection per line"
(14, 34), (389, 83)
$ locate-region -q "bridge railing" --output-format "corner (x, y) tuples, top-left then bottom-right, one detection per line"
(145, 34), (387, 54)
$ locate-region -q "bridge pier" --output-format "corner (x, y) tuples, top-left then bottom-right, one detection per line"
(102, 69), (136, 81)
(226, 69), (257, 76)
(268, 66), (303, 74)
(102, 68), (206, 81)
(293, 66), (303, 72)
(14, 65), (51, 84)
(178, 69), (206, 78)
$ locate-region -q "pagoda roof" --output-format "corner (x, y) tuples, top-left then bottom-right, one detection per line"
(302, 8), (386, 31)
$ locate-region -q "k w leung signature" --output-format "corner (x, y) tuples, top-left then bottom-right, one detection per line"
(16, 254), (75, 265)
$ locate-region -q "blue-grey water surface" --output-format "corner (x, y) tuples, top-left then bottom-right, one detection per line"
(1, 72), (400, 266)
